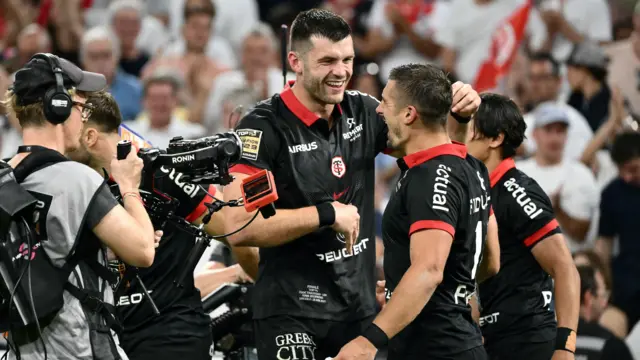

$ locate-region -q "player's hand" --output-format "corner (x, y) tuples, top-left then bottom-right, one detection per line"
(154, 230), (163, 248)
(376, 280), (386, 308)
(331, 202), (360, 254)
(551, 350), (574, 360)
(111, 149), (144, 193)
(333, 336), (377, 360)
(451, 81), (481, 117)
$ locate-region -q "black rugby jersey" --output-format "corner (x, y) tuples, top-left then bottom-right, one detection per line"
(112, 167), (215, 340)
(381, 143), (491, 357)
(230, 82), (388, 321)
(479, 158), (560, 346)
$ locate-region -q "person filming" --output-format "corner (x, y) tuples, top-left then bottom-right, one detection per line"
(65, 90), (259, 360)
(1, 53), (156, 359)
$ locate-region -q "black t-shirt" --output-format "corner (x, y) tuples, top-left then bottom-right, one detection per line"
(381, 143), (491, 357)
(231, 82), (388, 321)
(576, 318), (635, 360)
(111, 165), (216, 340)
(479, 158), (561, 345)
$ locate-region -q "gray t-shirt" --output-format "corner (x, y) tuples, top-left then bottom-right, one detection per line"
(8, 161), (126, 360)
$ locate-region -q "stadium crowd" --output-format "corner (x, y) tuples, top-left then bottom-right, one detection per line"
(1, 0), (639, 359)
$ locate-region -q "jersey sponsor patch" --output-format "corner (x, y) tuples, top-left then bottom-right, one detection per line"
(331, 156), (347, 178)
(237, 129), (263, 161)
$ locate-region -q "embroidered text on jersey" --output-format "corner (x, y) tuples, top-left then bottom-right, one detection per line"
(503, 177), (543, 219)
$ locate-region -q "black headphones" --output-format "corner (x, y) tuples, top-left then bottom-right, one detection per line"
(34, 53), (73, 125)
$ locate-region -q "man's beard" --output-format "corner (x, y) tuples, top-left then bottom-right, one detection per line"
(302, 65), (345, 105)
(386, 122), (403, 150)
(67, 141), (100, 170)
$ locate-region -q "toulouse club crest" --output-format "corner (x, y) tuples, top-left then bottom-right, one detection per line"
(331, 156), (346, 178)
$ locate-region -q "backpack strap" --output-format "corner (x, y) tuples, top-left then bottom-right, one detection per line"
(12, 148), (68, 184)
(63, 283), (123, 333)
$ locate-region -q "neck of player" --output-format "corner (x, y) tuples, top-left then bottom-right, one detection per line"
(291, 83), (336, 124)
(20, 126), (67, 155)
(403, 129), (451, 157)
(483, 150), (504, 175)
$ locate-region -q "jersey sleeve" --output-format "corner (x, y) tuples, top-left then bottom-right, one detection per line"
(502, 177), (561, 249)
(229, 109), (281, 176)
(405, 163), (463, 238)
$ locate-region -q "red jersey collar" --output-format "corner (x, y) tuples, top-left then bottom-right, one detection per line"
(489, 157), (516, 188)
(399, 141), (467, 169)
(280, 80), (343, 126)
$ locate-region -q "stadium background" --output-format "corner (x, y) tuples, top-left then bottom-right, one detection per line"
(1, 0), (639, 358)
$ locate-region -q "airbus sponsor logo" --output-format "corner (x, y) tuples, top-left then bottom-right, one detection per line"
(288, 142), (318, 154)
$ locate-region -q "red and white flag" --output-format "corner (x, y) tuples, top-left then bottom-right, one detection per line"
(473, 0), (532, 93)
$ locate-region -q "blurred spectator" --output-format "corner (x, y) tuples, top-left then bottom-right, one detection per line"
(575, 265), (634, 360)
(518, 104), (599, 252)
(41, 0), (88, 66)
(566, 42), (613, 132)
(0, 0), (32, 52)
(522, 52), (593, 160)
(169, 0), (259, 58)
(81, 26), (142, 121)
(2, 23), (50, 76)
(0, 63), (21, 159)
(361, 0), (449, 83)
(352, 64), (382, 99)
(205, 23), (293, 131)
(108, 0), (151, 77)
(322, 0), (375, 71)
(595, 131), (640, 336)
(220, 87), (259, 130)
(535, 0), (612, 62)
(436, 0), (546, 85)
(605, 2), (640, 118)
(163, 0), (237, 69)
(128, 70), (205, 148)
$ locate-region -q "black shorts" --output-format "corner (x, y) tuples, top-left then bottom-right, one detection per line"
(254, 314), (374, 360)
(485, 339), (554, 360)
(122, 333), (212, 360)
(388, 345), (487, 360)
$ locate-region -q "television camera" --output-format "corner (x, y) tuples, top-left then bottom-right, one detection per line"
(203, 283), (256, 360)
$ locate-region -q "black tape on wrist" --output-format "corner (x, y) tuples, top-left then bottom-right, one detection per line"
(362, 323), (388, 349)
(555, 327), (576, 353)
(316, 202), (335, 227)
(450, 110), (472, 124)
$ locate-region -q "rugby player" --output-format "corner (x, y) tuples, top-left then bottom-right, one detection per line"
(460, 93), (580, 360)
(334, 64), (495, 360)
(222, 9), (482, 359)
(65, 91), (259, 360)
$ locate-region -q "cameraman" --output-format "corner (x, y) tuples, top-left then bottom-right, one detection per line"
(2, 54), (156, 359)
(66, 90), (259, 360)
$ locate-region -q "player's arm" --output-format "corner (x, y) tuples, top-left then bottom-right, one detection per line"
(195, 264), (249, 298)
(369, 165), (461, 340)
(512, 180), (580, 351)
(476, 212), (500, 283)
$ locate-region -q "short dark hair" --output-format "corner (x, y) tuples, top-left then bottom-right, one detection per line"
(387, 64), (452, 129)
(142, 72), (181, 97)
(529, 52), (561, 77)
(85, 91), (122, 133)
(472, 93), (526, 159)
(611, 131), (640, 166)
(577, 265), (597, 304)
(184, 4), (215, 23)
(289, 9), (351, 53)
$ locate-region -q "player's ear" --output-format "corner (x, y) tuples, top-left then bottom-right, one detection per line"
(404, 105), (418, 125)
(85, 128), (99, 148)
(288, 51), (302, 75)
(489, 133), (504, 150)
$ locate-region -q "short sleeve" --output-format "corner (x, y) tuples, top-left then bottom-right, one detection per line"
(598, 183), (617, 237)
(151, 166), (217, 221)
(502, 177), (561, 249)
(586, 0), (612, 42)
(85, 183), (119, 229)
(230, 109), (282, 176)
(406, 163), (462, 238)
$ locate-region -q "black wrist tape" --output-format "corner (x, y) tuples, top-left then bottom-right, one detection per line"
(316, 202), (335, 227)
(362, 323), (388, 349)
(555, 327), (576, 353)
(450, 110), (472, 124)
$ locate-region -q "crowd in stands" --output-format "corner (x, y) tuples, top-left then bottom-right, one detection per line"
(1, 0), (639, 358)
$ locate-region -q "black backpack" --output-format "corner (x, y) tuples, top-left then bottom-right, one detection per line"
(0, 149), (121, 346)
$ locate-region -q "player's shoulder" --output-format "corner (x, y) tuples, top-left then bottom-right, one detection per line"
(52, 161), (105, 184)
(343, 89), (380, 111)
(235, 97), (280, 134)
(496, 167), (553, 210)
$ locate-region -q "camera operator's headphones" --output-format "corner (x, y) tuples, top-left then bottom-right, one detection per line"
(35, 53), (74, 125)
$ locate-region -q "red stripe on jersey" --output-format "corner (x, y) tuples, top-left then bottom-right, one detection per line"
(230, 164), (262, 176)
(490, 158), (516, 188)
(524, 219), (559, 247)
(280, 81), (342, 127)
(409, 220), (455, 238)
(185, 185), (217, 222)
(402, 143), (467, 168)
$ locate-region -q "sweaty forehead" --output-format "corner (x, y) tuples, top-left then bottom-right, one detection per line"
(307, 35), (354, 58)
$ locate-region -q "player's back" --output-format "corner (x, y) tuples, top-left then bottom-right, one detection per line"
(480, 158), (559, 346)
(382, 145), (490, 357)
